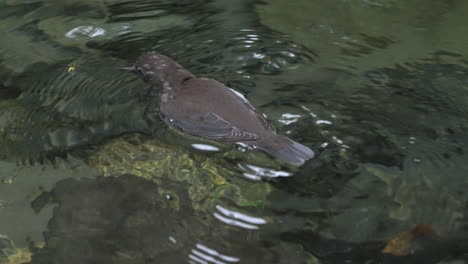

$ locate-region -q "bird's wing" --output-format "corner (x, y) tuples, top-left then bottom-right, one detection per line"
(166, 112), (258, 142)
(228, 88), (276, 132)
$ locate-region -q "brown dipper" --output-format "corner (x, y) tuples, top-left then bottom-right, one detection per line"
(122, 53), (314, 166)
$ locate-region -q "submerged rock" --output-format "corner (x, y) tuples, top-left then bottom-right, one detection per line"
(0, 16), (79, 74)
(29, 174), (204, 264)
(27, 173), (317, 264)
(37, 14), (192, 49)
(86, 133), (273, 211)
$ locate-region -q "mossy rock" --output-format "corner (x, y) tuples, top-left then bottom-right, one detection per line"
(86, 133), (273, 211)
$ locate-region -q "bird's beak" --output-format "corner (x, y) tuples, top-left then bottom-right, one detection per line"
(120, 65), (136, 72)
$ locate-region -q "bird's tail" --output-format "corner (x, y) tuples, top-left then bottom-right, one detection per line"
(258, 134), (314, 166)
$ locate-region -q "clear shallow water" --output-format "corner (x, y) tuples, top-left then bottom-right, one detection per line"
(0, 0), (467, 263)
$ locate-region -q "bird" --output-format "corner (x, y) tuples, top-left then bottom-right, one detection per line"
(121, 53), (314, 166)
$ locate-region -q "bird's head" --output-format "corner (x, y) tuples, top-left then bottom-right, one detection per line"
(121, 53), (194, 91)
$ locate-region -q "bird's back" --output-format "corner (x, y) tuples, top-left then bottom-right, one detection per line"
(162, 78), (271, 136)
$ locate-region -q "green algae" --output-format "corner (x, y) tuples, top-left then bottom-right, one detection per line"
(86, 133), (273, 211)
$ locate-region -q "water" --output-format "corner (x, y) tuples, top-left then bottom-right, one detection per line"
(1, 0), (467, 263)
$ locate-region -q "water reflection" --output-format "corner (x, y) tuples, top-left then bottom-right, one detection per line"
(169, 236), (177, 244)
(191, 144), (221, 152)
(214, 205), (267, 230)
(238, 163), (292, 180)
(189, 244), (240, 264)
(65, 26), (106, 38)
(278, 113), (302, 125)
(316, 120), (332, 125)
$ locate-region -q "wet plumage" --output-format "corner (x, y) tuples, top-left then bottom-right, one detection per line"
(123, 53), (314, 166)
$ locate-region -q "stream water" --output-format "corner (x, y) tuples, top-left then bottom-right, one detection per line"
(0, 0), (467, 263)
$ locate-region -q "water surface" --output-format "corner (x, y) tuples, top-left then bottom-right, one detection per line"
(1, 0), (467, 263)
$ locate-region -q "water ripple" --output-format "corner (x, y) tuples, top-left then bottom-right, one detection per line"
(213, 205), (266, 230)
(188, 244), (240, 264)
(238, 163), (292, 180)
